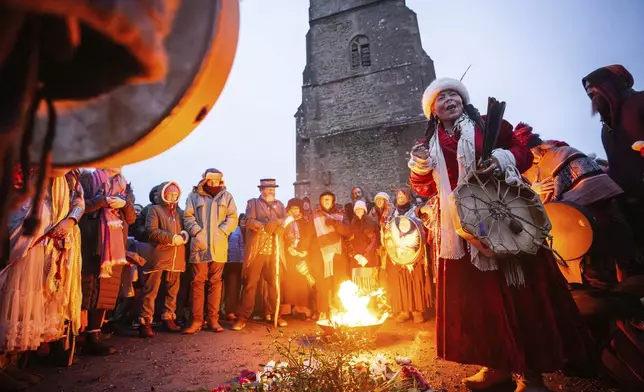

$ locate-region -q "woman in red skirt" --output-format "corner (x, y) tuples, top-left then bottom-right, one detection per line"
(408, 77), (592, 392)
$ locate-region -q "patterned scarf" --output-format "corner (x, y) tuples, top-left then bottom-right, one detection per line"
(427, 113), (525, 286)
(313, 208), (343, 278)
(87, 170), (128, 278)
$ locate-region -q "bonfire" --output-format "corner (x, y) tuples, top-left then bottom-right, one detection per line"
(316, 280), (390, 334)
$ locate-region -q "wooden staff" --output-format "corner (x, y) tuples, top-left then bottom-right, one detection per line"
(274, 233), (280, 329)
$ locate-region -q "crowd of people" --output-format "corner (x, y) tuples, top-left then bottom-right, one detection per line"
(0, 63), (642, 392)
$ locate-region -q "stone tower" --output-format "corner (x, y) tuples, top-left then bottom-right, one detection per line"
(294, 0), (436, 203)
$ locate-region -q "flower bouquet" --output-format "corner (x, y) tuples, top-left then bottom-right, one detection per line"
(211, 330), (440, 392)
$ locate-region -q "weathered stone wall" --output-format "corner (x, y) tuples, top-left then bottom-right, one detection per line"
(296, 122), (428, 204)
(309, 0), (383, 21)
(295, 0), (436, 205)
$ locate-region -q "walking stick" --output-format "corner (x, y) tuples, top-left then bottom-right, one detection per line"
(274, 233), (280, 329)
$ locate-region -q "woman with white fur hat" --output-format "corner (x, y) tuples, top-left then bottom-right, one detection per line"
(408, 78), (592, 391)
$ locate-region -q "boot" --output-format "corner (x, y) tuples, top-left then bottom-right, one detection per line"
(83, 331), (117, 356)
(276, 318), (288, 327)
(3, 366), (42, 385)
(0, 370), (29, 391)
(138, 318), (154, 338)
(231, 318), (247, 331)
(395, 311), (411, 323)
(205, 318), (224, 333)
(163, 319), (181, 333)
(181, 319), (203, 334)
(514, 373), (549, 392)
(462, 367), (512, 390)
(412, 311), (424, 324)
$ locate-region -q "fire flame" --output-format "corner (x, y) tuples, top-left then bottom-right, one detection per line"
(329, 280), (389, 327)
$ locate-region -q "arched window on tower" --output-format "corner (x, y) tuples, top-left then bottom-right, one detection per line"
(349, 36), (371, 69)
(351, 43), (360, 68)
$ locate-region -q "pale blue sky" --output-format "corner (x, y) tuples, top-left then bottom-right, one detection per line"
(123, 0), (644, 208)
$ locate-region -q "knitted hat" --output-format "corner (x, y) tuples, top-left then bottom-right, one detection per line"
(374, 192), (390, 202)
(354, 200), (367, 212)
(286, 198), (303, 211)
(421, 77), (471, 119)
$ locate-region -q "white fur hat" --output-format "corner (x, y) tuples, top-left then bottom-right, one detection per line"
(354, 200), (367, 212)
(421, 77), (471, 119)
(374, 192), (390, 202)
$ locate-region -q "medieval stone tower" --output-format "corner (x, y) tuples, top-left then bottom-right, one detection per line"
(294, 0), (436, 203)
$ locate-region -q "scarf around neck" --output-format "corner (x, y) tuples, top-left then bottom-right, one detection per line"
(427, 113), (525, 286)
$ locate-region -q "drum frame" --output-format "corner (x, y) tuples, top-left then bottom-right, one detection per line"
(449, 171), (552, 258)
(384, 215), (426, 267)
(50, 0), (240, 169)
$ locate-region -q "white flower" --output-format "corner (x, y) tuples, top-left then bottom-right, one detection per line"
(264, 360), (276, 372)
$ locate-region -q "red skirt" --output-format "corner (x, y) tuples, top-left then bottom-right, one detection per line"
(435, 247), (593, 374)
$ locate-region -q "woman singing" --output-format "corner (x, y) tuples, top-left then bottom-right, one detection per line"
(408, 77), (592, 392)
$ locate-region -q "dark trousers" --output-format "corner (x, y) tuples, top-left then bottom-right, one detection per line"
(140, 271), (181, 322)
(191, 262), (224, 322)
(236, 255), (277, 319)
(223, 262), (243, 315)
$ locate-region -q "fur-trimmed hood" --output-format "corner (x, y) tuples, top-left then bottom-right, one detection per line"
(158, 181), (181, 206)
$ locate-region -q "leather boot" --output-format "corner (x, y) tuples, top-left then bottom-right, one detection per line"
(3, 366), (42, 385)
(231, 318), (247, 331)
(462, 367), (512, 390)
(181, 319), (203, 334)
(138, 318), (154, 338)
(205, 319), (224, 333)
(83, 331), (117, 356)
(412, 311), (424, 324)
(515, 373), (549, 392)
(163, 319), (181, 333)
(0, 370), (29, 391)
(395, 311), (410, 323)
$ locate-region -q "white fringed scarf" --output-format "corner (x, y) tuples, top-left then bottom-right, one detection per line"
(426, 113), (525, 286)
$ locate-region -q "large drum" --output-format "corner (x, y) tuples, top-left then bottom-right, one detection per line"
(449, 172), (551, 258)
(544, 201), (595, 284)
(383, 215), (426, 267)
(28, 0), (240, 169)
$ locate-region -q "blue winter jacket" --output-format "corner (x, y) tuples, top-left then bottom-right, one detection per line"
(227, 226), (244, 263)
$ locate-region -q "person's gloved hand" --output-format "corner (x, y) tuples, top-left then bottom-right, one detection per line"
(408, 144), (433, 175)
(288, 246), (299, 256)
(172, 234), (184, 246)
(354, 254), (368, 267)
(107, 197), (126, 209)
(283, 215), (295, 227)
(265, 220), (280, 234)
